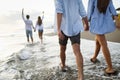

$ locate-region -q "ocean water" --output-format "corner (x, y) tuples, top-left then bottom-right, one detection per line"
(0, 0), (120, 61)
(0, 24), (25, 61)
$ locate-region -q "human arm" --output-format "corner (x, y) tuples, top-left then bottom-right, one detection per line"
(55, 0), (64, 40)
(57, 13), (64, 40)
(87, 0), (94, 21)
(109, 0), (118, 20)
(42, 11), (44, 20)
(109, 0), (117, 16)
(22, 8), (25, 21)
(31, 22), (35, 31)
(34, 23), (37, 32)
(78, 0), (89, 31)
(82, 17), (89, 31)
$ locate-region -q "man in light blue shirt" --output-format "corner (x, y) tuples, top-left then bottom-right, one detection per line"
(55, 0), (89, 79)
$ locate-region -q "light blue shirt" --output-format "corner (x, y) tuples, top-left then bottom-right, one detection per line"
(55, 0), (87, 36)
(87, 0), (117, 34)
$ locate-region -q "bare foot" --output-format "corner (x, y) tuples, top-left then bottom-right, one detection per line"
(59, 63), (68, 72)
(105, 68), (115, 73)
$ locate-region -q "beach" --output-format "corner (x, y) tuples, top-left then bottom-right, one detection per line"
(0, 0), (120, 79)
(0, 29), (120, 80)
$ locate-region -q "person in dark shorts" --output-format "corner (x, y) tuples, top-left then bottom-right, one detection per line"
(55, 0), (89, 80)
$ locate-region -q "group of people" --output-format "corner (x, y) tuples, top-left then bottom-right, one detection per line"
(55, 0), (118, 80)
(22, 9), (44, 44)
(22, 0), (118, 79)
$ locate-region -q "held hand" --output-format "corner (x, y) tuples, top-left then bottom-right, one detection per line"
(84, 25), (89, 31)
(82, 17), (89, 31)
(114, 15), (119, 20)
(84, 21), (89, 31)
(34, 28), (36, 32)
(33, 27), (35, 30)
(57, 30), (64, 40)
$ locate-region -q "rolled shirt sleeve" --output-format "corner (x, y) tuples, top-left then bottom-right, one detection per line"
(78, 0), (87, 18)
(87, 0), (94, 21)
(55, 0), (64, 13)
(109, 0), (117, 16)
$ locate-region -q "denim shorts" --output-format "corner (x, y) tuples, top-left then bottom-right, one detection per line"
(38, 30), (43, 33)
(59, 31), (80, 46)
(26, 30), (33, 37)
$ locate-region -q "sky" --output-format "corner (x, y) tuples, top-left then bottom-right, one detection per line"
(0, 0), (55, 27)
(0, 0), (54, 13)
(0, 0), (120, 27)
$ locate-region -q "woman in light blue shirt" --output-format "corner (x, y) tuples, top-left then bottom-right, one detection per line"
(87, 0), (118, 74)
(56, 0), (89, 80)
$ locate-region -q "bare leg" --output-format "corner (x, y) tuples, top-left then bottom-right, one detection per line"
(31, 37), (33, 43)
(96, 34), (114, 73)
(72, 43), (83, 80)
(91, 36), (101, 61)
(27, 37), (29, 43)
(38, 32), (43, 44)
(60, 45), (66, 68)
(41, 32), (43, 43)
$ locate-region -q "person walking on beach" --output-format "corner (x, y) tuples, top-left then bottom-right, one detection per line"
(34, 16), (44, 44)
(55, 0), (89, 80)
(22, 8), (35, 43)
(87, 0), (118, 74)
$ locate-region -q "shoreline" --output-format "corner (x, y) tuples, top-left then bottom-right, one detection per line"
(0, 32), (120, 80)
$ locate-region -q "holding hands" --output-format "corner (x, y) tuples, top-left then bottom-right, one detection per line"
(82, 17), (89, 31)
